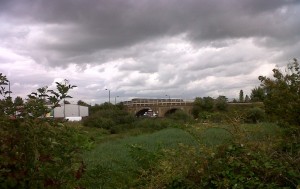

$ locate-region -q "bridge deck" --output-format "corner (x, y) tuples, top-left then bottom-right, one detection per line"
(126, 102), (193, 107)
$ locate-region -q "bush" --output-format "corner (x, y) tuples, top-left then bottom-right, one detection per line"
(166, 110), (193, 123)
(198, 111), (211, 122)
(0, 118), (89, 188)
(134, 141), (299, 189)
(209, 112), (226, 123)
(0, 73), (89, 188)
(259, 58), (300, 126)
(245, 107), (265, 123)
(197, 143), (300, 188)
(83, 108), (136, 132)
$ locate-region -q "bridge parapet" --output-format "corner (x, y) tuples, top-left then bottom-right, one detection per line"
(123, 98), (194, 117)
(128, 102), (193, 107)
(123, 98), (193, 107)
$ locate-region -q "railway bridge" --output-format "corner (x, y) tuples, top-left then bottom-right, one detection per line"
(124, 98), (193, 117)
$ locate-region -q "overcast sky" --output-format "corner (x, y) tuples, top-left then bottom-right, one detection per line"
(1, 0), (299, 104)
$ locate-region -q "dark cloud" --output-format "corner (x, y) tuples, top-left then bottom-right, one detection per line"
(1, 0), (300, 102)
(1, 0), (299, 68)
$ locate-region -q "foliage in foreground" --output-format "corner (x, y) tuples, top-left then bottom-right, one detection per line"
(130, 123), (299, 189)
(0, 74), (89, 188)
(0, 120), (88, 188)
(79, 119), (299, 189)
(80, 60), (299, 188)
(81, 128), (198, 188)
(259, 58), (300, 126)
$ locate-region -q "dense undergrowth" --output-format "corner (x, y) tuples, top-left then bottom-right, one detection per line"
(1, 60), (300, 188)
(0, 119), (89, 188)
(80, 120), (299, 189)
(0, 75), (91, 188)
(80, 85), (299, 188)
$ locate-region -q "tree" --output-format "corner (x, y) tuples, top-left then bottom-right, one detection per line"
(259, 58), (300, 126)
(14, 96), (24, 106)
(250, 87), (265, 102)
(192, 97), (203, 118)
(202, 96), (214, 112)
(0, 73), (86, 188)
(239, 90), (244, 102)
(215, 95), (228, 111)
(77, 100), (90, 106)
(0, 74), (14, 117)
(244, 95), (250, 102)
(47, 79), (77, 118)
(64, 100), (71, 104)
(0, 73), (10, 98)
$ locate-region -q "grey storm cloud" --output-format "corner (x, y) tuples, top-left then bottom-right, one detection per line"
(1, 0), (299, 67)
(1, 0), (300, 103)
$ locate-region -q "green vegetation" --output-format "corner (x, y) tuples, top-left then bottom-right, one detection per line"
(1, 59), (299, 188)
(192, 96), (228, 119)
(0, 75), (89, 188)
(250, 86), (266, 102)
(239, 89), (244, 102)
(259, 58), (300, 126)
(83, 106), (136, 133)
(81, 128), (197, 188)
(80, 122), (294, 189)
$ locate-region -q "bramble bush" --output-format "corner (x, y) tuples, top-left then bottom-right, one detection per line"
(82, 106), (136, 133)
(166, 110), (193, 123)
(0, 120), (87, 188)
(245, 107), (265, 123)
(0, 74), (89, 188)
(130, 124), (299, 189)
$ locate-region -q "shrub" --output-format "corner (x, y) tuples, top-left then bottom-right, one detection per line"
(135, 141), (299, 189)
(132, 143), (200, 189)
(166, 110), (193, 123)
(259, 58), (300, 126)
(198, 111), (211, 122)
(0, 120), (88, 188)
(82, 108), (136, 132)
(245, 107), (265, 123)
(0, 73), (89, 188)
(208, 112), (226, 123)
(197, 143), (300, 188)
(215, 95), (228, 111)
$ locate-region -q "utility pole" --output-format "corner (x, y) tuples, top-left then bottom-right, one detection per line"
(105, 89), (110, 103)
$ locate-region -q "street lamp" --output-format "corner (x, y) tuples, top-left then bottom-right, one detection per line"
(165, 94), (171, 109)
(105, 89), (110, 103)
(115, 96), (119, 105)
(165, 94), (170, 101)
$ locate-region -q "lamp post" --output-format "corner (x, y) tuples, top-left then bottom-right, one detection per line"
(105, 89), (110, 103)
(165, 94), (171, 109)
(115, 96), (119, 105)
(165, 94), (170, 101)
(8, 81), (11, 98)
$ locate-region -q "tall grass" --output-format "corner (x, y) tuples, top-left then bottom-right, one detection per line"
(81, 128), (197, 188)
(80, 122), (284, 188)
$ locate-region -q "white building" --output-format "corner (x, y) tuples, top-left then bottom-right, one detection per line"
(48, 104), (89, 120)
